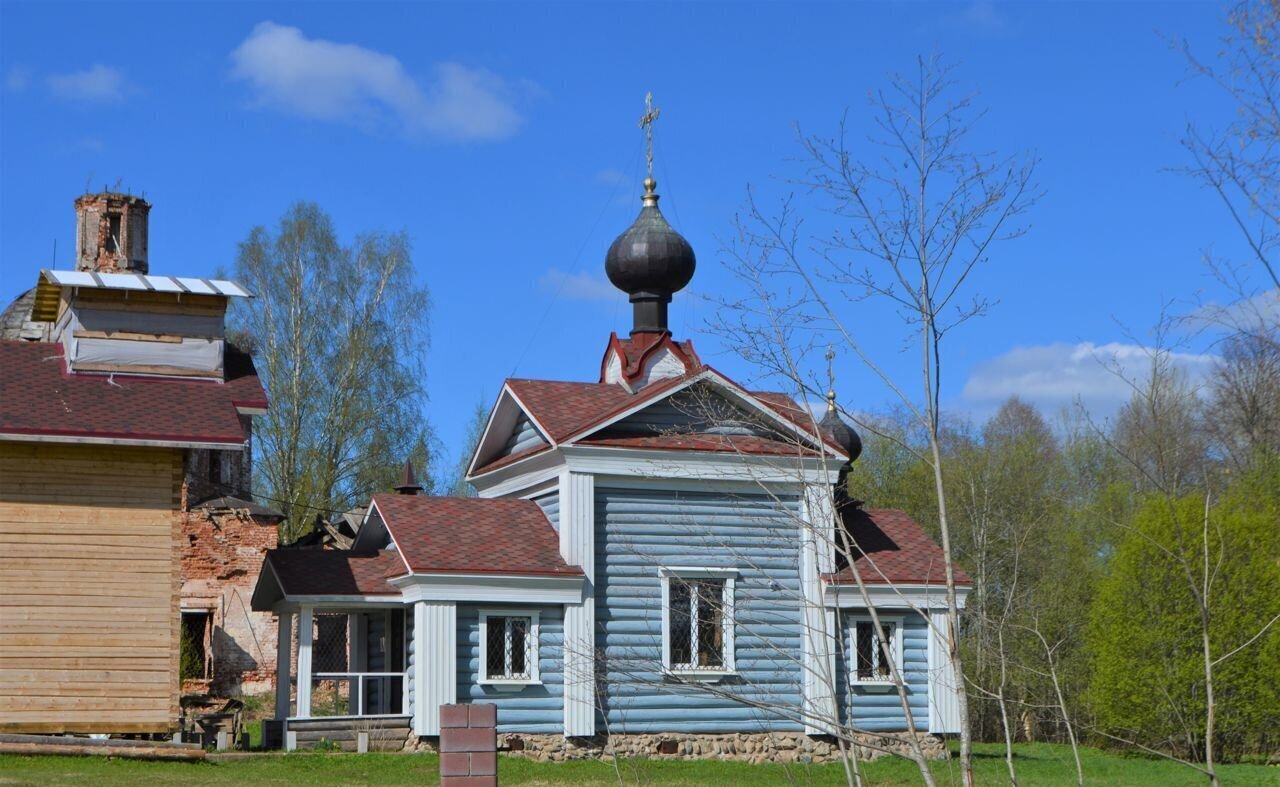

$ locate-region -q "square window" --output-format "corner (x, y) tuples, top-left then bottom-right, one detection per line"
(660, 568), (736, 676)
(480, 611), (540, 684)
(847, 616), (901, 683)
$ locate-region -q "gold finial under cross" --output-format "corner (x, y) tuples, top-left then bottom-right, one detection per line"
(639, 91), (661, 182)
(825, 345), (838, 412)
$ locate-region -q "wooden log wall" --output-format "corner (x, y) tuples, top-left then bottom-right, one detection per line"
(0, 441), (182, 733)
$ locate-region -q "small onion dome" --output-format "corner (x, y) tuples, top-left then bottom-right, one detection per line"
(605, 178), (696, 333)
(820, 390), (862, 462)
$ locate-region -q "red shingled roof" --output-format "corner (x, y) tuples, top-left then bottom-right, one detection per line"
(0, 340), (266, 446)
(263, 548), (406, 596)
(505, 378), (643, 442)
(826, 507), (972, 586)
(372, 494), (582, 576)
(473, 372), (846, 476)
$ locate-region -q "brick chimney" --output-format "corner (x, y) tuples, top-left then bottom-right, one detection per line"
(75, 192), (150, 274)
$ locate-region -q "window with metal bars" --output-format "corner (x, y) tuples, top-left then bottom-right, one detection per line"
(480, 611), (539, 683)
(660, 568), (736, 675)
(850, 618), (899, 682)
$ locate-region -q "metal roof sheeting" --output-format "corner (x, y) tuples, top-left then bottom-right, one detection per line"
(42, 269), (253, 297)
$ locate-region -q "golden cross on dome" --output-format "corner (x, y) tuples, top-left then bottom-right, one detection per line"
(638, 91), (661, 182)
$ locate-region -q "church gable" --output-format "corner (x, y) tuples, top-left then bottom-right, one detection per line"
(466, 387), (553, 476)
(570, 375), (843, 458)
(596, 384), (778, 440)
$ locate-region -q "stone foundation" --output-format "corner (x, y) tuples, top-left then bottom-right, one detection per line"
(412, 731), (946, 764)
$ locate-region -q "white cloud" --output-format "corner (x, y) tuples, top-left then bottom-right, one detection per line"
(229, 21), (526, 141)
(540, 268), (618, 301)
(1187, 288), (1280, 333)
(46, 64), (127, 103)
(961, 341), (1219, 417)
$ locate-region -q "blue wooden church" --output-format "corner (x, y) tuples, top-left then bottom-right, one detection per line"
(253, 159), (969, 761)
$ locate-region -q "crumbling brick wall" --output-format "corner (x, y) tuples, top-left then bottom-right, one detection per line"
(180, 506), (279, 698)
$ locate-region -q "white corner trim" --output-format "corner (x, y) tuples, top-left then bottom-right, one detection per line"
(413, 600), (457, 736)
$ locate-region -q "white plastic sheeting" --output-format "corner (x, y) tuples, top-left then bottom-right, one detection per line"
(61, 307), (224, 374)
(73, 306), (224, 339)
(43, 269), (253, 298)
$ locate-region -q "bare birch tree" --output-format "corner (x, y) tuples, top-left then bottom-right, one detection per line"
(709, 56), (1039, 785)
(1183, 0), (1280, 292)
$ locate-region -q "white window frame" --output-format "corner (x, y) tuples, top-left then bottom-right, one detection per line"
(847, 614), (904, 690)
(658, 567), (737, 680)
(478, 609), (541, 687)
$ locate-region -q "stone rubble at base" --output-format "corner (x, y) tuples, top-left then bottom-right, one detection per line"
(404, 731), (948, 764)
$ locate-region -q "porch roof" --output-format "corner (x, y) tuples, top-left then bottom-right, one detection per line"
(250, 548), (405, 610)
(824, 507), (973, 587)
(371, 494), (583, 576)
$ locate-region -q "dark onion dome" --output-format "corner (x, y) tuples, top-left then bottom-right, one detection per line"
(605, 177), (696, 334)
(820, 390), (862, 463)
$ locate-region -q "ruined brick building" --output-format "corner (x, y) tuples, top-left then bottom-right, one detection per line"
(0, 192), (283, 733)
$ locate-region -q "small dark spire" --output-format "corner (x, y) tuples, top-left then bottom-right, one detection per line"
(394, 459), (423, 495)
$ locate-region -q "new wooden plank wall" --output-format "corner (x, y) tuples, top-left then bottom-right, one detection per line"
(0, 442), (182, 733)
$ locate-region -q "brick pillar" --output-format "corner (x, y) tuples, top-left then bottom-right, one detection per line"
(440, 703), (497, 786)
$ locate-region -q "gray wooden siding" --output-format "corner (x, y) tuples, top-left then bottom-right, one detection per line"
(499, 413), (547, 457)
(594, 487), (806, 733)
(835, 612), (930, 731)
(533, 491), (560, 532)
(456, 604), (564, 733)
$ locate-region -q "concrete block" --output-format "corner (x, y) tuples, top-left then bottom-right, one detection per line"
(468, 703), (497, 727)
(469, 750), (497, 776)
(357, 731), (368, 754)
(440, 752), (470, 776)
(440, 704), (470, 729)
(441, 727), (496, 753)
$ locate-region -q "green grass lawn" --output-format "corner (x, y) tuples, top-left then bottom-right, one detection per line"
(0, 743), (1275, 786)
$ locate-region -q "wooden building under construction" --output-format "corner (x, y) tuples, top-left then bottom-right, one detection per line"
(0, 192), (271, 733)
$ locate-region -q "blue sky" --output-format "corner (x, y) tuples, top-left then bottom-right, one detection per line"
(0, 1), (1261, 467)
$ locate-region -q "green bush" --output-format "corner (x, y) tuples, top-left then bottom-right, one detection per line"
(1087, 465), (1280, 761)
